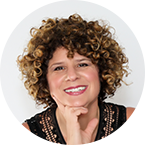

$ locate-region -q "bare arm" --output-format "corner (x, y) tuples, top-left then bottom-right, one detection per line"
(126, 107), (135, 120)
(22, 122), (31, 131)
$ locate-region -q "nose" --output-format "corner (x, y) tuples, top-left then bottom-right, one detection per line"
(65, 67), (80, 82)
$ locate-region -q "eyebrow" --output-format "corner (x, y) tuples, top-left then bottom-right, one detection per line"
(49, 58), (91, 69)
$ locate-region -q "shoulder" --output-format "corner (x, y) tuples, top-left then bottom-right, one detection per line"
(22, 107), (55, 132)
(102, 102), (135, 120)
(126, 107), (135, 120)
(22, 122), (30, 131)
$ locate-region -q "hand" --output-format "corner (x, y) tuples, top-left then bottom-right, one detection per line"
(52, 95), (98, 145)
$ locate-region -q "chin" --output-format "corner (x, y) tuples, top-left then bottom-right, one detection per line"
(68, 101), (88, 107)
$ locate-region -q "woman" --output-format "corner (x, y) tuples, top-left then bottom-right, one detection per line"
(17, 14), (135, 144)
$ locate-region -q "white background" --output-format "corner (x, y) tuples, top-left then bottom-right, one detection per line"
(0, 0), (144, 122)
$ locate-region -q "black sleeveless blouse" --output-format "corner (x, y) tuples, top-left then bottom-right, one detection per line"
(25, 102), (126, 144)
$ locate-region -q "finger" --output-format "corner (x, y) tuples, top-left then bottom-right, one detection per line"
(52, 95), (88, 118)
(52, 94), (65, 111)
(71, 107), (88, 116)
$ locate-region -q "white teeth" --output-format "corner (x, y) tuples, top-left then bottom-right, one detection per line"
(65, 87), (86, 93)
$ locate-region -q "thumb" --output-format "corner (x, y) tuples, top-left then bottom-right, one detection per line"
(85, 118), (98, 135)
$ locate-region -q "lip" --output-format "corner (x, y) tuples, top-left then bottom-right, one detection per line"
(64, 85), (87, 90)
(64, 85), (88, 96)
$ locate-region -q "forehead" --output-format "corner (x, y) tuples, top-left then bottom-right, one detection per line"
(50, 47), (89, 62)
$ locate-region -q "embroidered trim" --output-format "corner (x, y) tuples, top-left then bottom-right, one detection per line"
(115, 105), (119, 129)
(40, 108), (58, 143)
(26, 102), (126, 143)
(101, 104), (115, 139)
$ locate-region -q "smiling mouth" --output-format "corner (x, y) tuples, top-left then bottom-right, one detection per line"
(64, 85), (88, 96)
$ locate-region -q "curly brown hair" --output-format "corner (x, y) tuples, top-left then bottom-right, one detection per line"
(17, 14), (129, 108)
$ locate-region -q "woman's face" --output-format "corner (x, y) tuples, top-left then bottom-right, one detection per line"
(47, 47), (100, 107)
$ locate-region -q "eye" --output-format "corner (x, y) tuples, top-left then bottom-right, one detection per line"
(78, 63), (89, 67)
(54, 66), (64, 71)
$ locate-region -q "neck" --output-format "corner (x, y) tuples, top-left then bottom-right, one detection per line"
(56, 98), (99, 140)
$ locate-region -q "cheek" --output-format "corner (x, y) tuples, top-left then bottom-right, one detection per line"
(84, 69), (100, 83)
(47, 74), (64, 93)
(84, 69), (100, 94)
